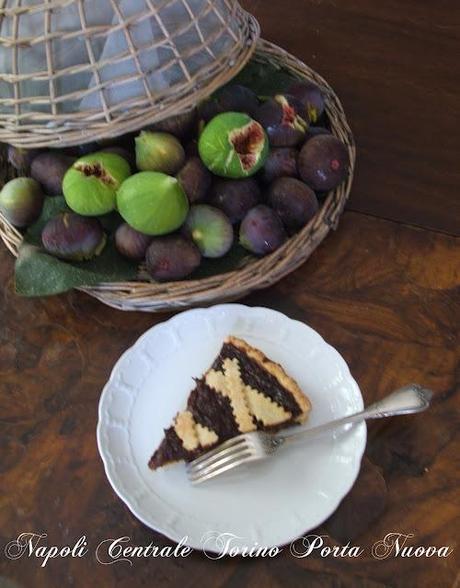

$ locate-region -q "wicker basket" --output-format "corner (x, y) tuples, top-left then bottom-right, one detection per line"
(0, 38), (355, 312)
(0, 0), (259, 148)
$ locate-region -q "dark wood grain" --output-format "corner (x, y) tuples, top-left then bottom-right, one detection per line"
(1, 210), (458, 588)
(241, 0), (460, 235)
(1, 1), (460, 586)
(323, 458), (387, 544)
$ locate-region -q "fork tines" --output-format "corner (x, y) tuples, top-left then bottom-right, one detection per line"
(186, 433), (261, 485)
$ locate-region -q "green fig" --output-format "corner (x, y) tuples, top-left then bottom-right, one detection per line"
(135, 131), (185, 175)
(198, 112), (268, 178)
(183, 204), (234, 258)
(63, 152), (131, 216)
(116, 171), (189, 236)
(0, 177), (44, 227)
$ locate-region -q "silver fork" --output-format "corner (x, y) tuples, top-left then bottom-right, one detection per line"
(186, 384), (433, 485)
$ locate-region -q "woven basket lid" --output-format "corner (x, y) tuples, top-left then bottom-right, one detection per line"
(0, 0), (259, 148)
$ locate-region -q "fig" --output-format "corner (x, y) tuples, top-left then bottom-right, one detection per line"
(288, 80), (325, 123)
(261, 147), (298, 184)
(197, 98), (224, 123)
(77, 141), (101, 156)
(209, 178), (261, 224)
(268, 177), (319, 231)
(199, 112), (269, 178)
(256, 94), (308, 147)
(176, 157), (212, 204)
(150, 109), (197, 139)
(64, 141), (101, 158)
(114, 223), (152, 260)
(117, 171), (188, 236)
(214, 84), (259, 117)
(101, 146), (135, 168)
(304, 126), (331, 142)
(298, 134), (349, 191)
(135, 131), (185, 175)
(63, 152), (130, 216)
(31, 151), (75, 196)
(41, 212), (106, 261)
(183, 204), (233, 258)
(7, 145), (40, 172)
(146, 235), (201, 281)
(198, 85), (259, 123)
(240, 204), (287, 255)
(0, 177), (44, 227)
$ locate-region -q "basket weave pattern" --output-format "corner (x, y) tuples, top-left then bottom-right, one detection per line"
(0, 0), (259, 147)
(0, 39), (355, 312)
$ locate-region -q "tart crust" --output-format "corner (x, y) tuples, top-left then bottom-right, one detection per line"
(226, 336), (311, 422)
(149, 336), (311, 469)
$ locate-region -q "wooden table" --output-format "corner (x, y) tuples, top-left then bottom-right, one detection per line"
(1, 1), (459, 586)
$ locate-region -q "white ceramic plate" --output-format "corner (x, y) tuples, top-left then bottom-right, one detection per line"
(97, 304), (366, 551)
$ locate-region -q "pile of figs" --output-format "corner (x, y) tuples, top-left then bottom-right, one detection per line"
(0, 79), (350, 282)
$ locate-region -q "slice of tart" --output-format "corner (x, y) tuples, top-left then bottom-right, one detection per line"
(149, 336), (311, 470)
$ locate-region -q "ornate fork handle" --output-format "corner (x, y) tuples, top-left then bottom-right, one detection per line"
(277, 384), (433, 446)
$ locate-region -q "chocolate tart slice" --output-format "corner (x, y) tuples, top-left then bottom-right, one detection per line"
(149, 336), (311, 470)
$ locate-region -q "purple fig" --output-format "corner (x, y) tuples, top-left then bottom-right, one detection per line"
(268, 177), (319, 231)
(209, 178), (261, 224)
(115, 223), (152, 260)
(298, 134), (349, 191)
(41, 213), (106, 261)
(239, 205), (287, 255)
(146, 235), (201, 281)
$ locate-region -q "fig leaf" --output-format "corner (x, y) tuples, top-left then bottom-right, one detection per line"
(15, 196), (137, 296)
(230, 60), (297, 97)
(15, 241), (138, 297)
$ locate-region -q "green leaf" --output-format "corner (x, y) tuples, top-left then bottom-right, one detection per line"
(16, 196), (137, 297)
(227, 60), (298, 97)
(15, 241), (138, 297)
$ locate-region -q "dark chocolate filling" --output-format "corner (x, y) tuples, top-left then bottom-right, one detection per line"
(213, 342), (302, 417)
(187, 378), (241, 439)
(149, 427), (201, 469)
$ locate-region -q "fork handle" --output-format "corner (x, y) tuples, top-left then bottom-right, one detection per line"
(277, 384), (433, 445)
